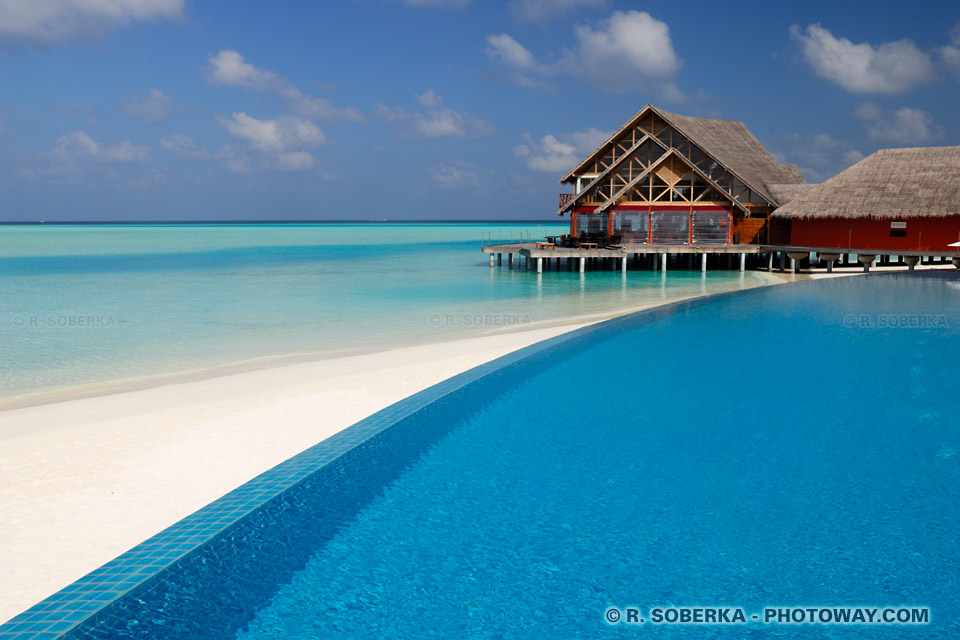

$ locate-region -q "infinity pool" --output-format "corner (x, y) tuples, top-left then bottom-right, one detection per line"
(6, 273), (959, 639)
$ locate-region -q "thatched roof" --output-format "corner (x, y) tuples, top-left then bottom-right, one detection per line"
(655, 107), (804, 204)
(767, 183), (818, 205)
(773, 163), (805, 184)
(562, 105), (804, 206)
(772, 146), (960, 219)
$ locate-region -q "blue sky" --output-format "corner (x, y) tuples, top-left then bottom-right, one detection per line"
(1, 0), (958, 221)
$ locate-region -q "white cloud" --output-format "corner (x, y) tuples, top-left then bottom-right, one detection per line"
(572, 10), (681, 88)
(0, 0), (184, 46)
(375, 95), (495, 138)
(940, 23), (960, 75)
(218, 112), (325, 152)
(485, 11), (683, 97)
(53, 131), (150, 163)
(217, 112), (326, 171)
(771, 133), (863, 183)
(121, 89), (177, 124)
(416, 89), (444, 107)
(216, 145), (251, 173)
(160, 133), (207, 158)
(509, 0), (606, 24)
(22, 130), (151, 181)
(204, 50), (363, 123)
(854, 103), (942, 144)
(288, 93), (364, 123)
(514, 127), (609, 172)
(430, 162), (480, 189)
(790, 24), (933, 94)
(274, 151), (314, 172)
(204, 50), (285, 92)
(486, 34), (538, 70)
(842, 149), (866, 166)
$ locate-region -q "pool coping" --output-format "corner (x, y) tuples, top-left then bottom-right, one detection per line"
(0, 271), (946, 639)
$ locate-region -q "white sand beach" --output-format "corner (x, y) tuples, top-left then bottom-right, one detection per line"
(0, 263), (948, 624)
(0, 323), (597, 623)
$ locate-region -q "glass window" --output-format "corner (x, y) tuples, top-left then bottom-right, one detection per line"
(691, 210), (731, 244)
(576, 213), (608, 236)
(651, 210), (690, 244)
(614, 211), (649, 243)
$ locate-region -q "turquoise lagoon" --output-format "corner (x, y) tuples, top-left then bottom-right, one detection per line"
(0, 223), (774, 401)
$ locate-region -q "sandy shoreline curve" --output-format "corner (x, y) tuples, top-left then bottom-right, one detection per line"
(0, 265), (941, 624)
(0, 275), (779, 412)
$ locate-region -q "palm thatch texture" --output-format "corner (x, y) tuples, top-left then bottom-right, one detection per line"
(772, 147), (960, 219)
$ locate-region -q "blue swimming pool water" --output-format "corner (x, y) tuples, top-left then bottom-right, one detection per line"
(11, 273), (959, 639)
(233, 274), (960, 640)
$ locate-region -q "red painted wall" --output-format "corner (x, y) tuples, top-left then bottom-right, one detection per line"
(790, 216), (960, 251)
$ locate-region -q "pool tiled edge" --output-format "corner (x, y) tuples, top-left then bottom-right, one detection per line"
(0, 281), (839, 640)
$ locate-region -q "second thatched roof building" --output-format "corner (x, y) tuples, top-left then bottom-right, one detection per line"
(771, 147), (960, 251)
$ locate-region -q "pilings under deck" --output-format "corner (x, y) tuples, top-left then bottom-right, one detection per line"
(480, 242), (960, 274)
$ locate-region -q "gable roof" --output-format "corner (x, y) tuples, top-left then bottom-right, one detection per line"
(557, 134), (669, 215)
(590, 148), (749, 215)
(771, 146), (960, 219)
(561, 105), (804, 206)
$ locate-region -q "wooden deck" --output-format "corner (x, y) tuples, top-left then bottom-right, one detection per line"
(480, 241), (960, 273)
(481, 242), (762, 258)
(482, 242), (959, 259)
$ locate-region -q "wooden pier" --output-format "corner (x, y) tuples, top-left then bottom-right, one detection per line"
(481, 242), (960, 274)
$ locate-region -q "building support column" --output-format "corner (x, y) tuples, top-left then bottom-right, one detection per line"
(702, 253), (708, 273)
(779, 252), (786, 273)
(740, 253), (746, 272)
(497, 253), (502, 265)
(661, 253), (668, 273)
(621, 256), (627, 272)
(489, 254), (495, 267)
(904, 256), (920, 271)
(579, 257), (585, 273)
(788, 252), (809, 274)
(537, 257), (543, 274)
(858, 254), (876, 273)
(820, 253), (841, 274)
(508, 253), (514, 268)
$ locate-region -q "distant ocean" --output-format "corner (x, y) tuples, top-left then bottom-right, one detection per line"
(0, 223), (773, 401)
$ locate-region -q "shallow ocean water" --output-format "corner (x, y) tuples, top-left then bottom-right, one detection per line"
(0, 223), (771, 399)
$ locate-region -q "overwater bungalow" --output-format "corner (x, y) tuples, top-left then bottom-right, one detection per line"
(482, 105), (960, 272)
(556, 104), (805, 247)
